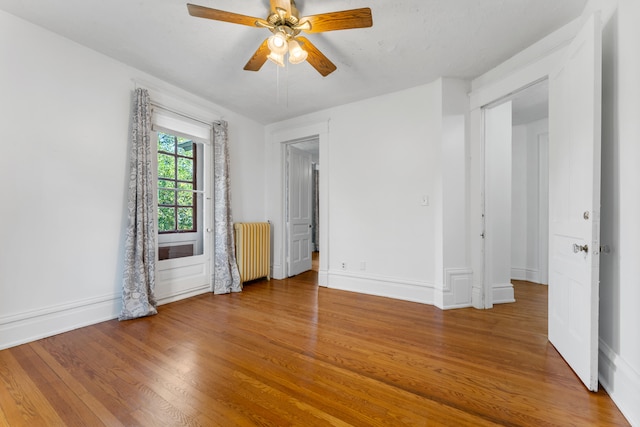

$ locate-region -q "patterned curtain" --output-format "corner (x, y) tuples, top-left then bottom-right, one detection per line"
(119, 88), (158, 320)
(213, 121), (241, 294)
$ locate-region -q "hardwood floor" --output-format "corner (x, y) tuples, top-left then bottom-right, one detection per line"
(0, 275), (629, 426)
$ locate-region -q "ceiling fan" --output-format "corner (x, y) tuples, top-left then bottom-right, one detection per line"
(187, 0), (373, 77)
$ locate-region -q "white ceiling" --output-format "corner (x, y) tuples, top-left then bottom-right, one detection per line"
(0, 0), (585, 124)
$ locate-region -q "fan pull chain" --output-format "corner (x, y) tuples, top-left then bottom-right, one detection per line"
(275, 61), (289, 108)
(285, 60), (289, 108)
(276, 64), (280, 104)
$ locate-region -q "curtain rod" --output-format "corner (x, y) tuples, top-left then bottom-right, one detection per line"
(149, 101), (222, 127)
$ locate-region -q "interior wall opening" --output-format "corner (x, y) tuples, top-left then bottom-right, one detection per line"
(483, 79), (549, 307)
(285, 137), (319, 277)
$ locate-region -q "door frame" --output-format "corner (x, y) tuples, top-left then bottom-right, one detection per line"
(481, 98), (515, 309)
(480, 79), (550, 307)
(153, 132), (213, 304)
(268, 121), (330, 287)
(284, 139), (315, 277)
(469, 36), (572, 309)
(471, 12), (603, 393)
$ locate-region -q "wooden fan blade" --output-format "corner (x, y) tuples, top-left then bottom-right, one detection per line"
(244, 39), (270, 72)
(187, 4), (262, 27)
(297, 37), (337, 77)
(300, 8), (372, 33)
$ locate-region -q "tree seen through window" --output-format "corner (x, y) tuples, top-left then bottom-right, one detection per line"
(157, 132), (197, 233)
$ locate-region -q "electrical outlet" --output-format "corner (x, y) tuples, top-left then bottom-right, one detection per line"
(341, 262), (347, 270)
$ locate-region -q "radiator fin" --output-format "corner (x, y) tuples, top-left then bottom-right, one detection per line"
(234, 222), (271, 284)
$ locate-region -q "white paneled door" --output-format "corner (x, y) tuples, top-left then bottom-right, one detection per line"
(287, 146), (313, 277)
(548, 13), (602, 391)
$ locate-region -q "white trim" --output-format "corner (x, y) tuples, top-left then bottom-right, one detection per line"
(492, 282), (515, 304)
(132, 78), (223, 123)
(268, 121), (330, 284)
(599, 339), (639, 426)
(435, 268), (474, 309)
(470, 18), (578, 311)
(537, 132), (550, 285)
(471, 18), (581, 92)
(0, 293), (120, 350)
(271, 263), (284, 281)
(328, 271), (434, 305)
(472, 285), (484, 309)
(156, 285), (210, 305)
(0, 283), (213, 350)
(318, 270), (328, 287)
(511, 267), (541, 283)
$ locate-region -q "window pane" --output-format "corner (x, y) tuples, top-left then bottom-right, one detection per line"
(177, 138), (194, 157)
(158, 189), (175, 206)
(158, 179), (173, 189)
(177, 208), (194, 230)
(177, 157), (193, 181)
(158, 207), (175, 231)
(178, 182), (193, 190)
(158, 154), (175, 179)
(158, 133), (176, 153)
(177, 190), (193, 206)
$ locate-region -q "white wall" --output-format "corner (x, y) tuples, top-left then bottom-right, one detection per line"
(267, 83), (442, 304)
(0, 10), (265, 349)
(484, 101), (514, 304)
(438, 78), (473, 309)
(511, 118), (548, 284)
(265, 78), (472, 308)
(511, 124), (528, 274)
(599, 0), (640, 423)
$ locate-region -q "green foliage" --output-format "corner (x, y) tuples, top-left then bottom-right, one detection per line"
(158, 154), (175, 179)
(157, 132), (197, 233)
(177, 191), (192, 206)
(158, 189), (175, 206)
(177, 158), (193, 181)
(177, 208), (194, 230)
(158, 132), (175, 153)
(158, 207), (176, 232)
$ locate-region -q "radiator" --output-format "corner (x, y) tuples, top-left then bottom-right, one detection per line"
(234, 222), (271, 284)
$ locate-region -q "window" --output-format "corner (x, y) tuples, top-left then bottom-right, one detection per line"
(157, 132), (197, 233)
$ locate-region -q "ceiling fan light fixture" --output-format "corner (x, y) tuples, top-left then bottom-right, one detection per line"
(267, 31), (288, 55)
(187, 1), (373, 76)
(267, 51), (286, 67)
(288, 39), (308, 64)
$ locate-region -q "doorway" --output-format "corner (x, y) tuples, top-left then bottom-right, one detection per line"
(285, 137), (319, 277)
(483, 79), (549, 305)
(474, 12), (602, 392)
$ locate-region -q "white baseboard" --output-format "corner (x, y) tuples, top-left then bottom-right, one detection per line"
(271, 263), (285, 280)
(434, 268), (473, 309)
(472, 285), (484, 309)
(0, 293), (121, 350)
(511, 267), (541, 283)
(327, 271), (434, 305)
(1, 283), (212, 350)
(156, 284), (211, 305)
(318, 269), (328, 287)
(599, 339), (639, 426)
(492, 282), (515, 304)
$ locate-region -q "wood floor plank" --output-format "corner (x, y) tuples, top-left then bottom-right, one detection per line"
(9, 344), (104, 426)
(29, 340), (127, 427)
(0, 273), (630, 426)
(0, 349), (66, 426)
